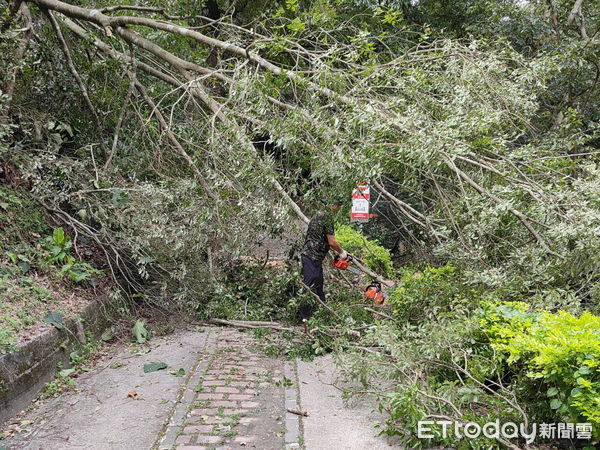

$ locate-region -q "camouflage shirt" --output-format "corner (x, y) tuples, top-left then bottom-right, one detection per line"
(301, 211), (335, 262)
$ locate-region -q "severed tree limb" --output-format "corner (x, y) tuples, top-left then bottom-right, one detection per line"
(58, 14), (310, 226)
(60, 18), (187, 89)
(206, 318), (296, 332)
(364, 307), (395, 321)
(349, 257), (392, 287)
(128, 71), (218, 202)
(444, 156), (560, 256)
(113, 25), (234, 85)
(29, 0), (353, 105)
(370, 178), (446, 245)
(300, 281), (341, 319)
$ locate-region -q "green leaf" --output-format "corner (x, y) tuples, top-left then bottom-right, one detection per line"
(132, 319), (148, 344)
(53, 227), (65, 245)
(578, 365), (591, 375)
(17, 260), (30, 274)
(111, 190), (130, 207)
(43, 312), (64, 330)
(550, 398), (561, 409)
(170, 368), (185, 377)
(546, 387), (558, 397)
(58, 368), (75, 378)
(143, 362), (167, 373)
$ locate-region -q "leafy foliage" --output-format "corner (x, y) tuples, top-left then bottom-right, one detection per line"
(42, 227), (103, 284)
(388, 265), (480, 322)
(335, 224), (393, 276)
(479, 303), (600, 432)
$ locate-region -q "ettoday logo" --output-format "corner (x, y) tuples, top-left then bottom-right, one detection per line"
(417, 420), (594, 444)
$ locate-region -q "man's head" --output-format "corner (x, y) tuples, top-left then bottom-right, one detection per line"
(328, 196), (345, 212)
(319, 195), (345, 212)
(330, 202), (342, 212)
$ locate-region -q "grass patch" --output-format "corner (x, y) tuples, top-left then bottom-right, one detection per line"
(0, 186), (104, 352)
(0, 273), (63, 351)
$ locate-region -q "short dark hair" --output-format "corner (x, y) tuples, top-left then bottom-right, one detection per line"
(320, 196), (345, 206)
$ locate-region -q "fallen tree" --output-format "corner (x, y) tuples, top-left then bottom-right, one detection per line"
(2, 0), (598, 311)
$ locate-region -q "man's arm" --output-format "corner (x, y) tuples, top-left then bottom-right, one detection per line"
(327, 234), (347, 258)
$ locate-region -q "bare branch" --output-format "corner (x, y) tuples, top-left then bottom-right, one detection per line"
(567, 0), (584, 25)
(103, 81), (134, 172)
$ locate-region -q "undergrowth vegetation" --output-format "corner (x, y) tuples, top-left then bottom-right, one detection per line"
(202, 223), (599, 447)
(335, 224), (393, 276)
(0, 186), (104, 351)
(334, 264), (600, 447)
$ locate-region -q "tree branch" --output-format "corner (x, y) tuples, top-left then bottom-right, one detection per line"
(128, 70), (218, 202)
(45, 9), (101, 128)
(103, 81), (134, 172)
(444, 157), (559, 256)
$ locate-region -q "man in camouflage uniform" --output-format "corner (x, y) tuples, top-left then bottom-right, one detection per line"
(300, 199), (347, 329)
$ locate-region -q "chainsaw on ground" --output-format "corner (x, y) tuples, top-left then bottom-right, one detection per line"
(331, 254), (395, 305)
(364, 281), (385, 305)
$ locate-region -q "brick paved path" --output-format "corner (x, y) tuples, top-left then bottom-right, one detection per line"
(158, 327), (287, 450)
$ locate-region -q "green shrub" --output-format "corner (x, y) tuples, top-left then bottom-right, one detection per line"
(475, 300), (538, 350)
(334, 224), (393, 276)
(479, 302), (600, 434)
(388, 265), (480, 322)
(0, 186), (48, 247)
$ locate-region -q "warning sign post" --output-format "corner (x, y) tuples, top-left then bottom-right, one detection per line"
(351, 184), (370, 222)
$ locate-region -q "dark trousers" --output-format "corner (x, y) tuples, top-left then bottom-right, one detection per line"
(300, 255), (325, 320)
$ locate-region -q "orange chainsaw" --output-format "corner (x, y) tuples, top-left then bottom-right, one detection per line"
(364, 281), (385, 305)
(331, 255), (395, 305)
(331, 254), (362, 275)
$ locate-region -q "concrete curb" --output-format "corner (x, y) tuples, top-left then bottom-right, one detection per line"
(155, 328), (218, 450)
(0, 296), (111, 424)
(284, 358), (302, 449)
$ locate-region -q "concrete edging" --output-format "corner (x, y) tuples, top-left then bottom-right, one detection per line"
(0, 297), (111, 424)
(155, 328), (216, 450)
(284, 358), (302, 449)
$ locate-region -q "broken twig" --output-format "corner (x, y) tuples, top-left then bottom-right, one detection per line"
(287, 408), (309, 417)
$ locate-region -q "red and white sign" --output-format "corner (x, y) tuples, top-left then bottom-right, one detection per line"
(351, 184), (370, 222)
